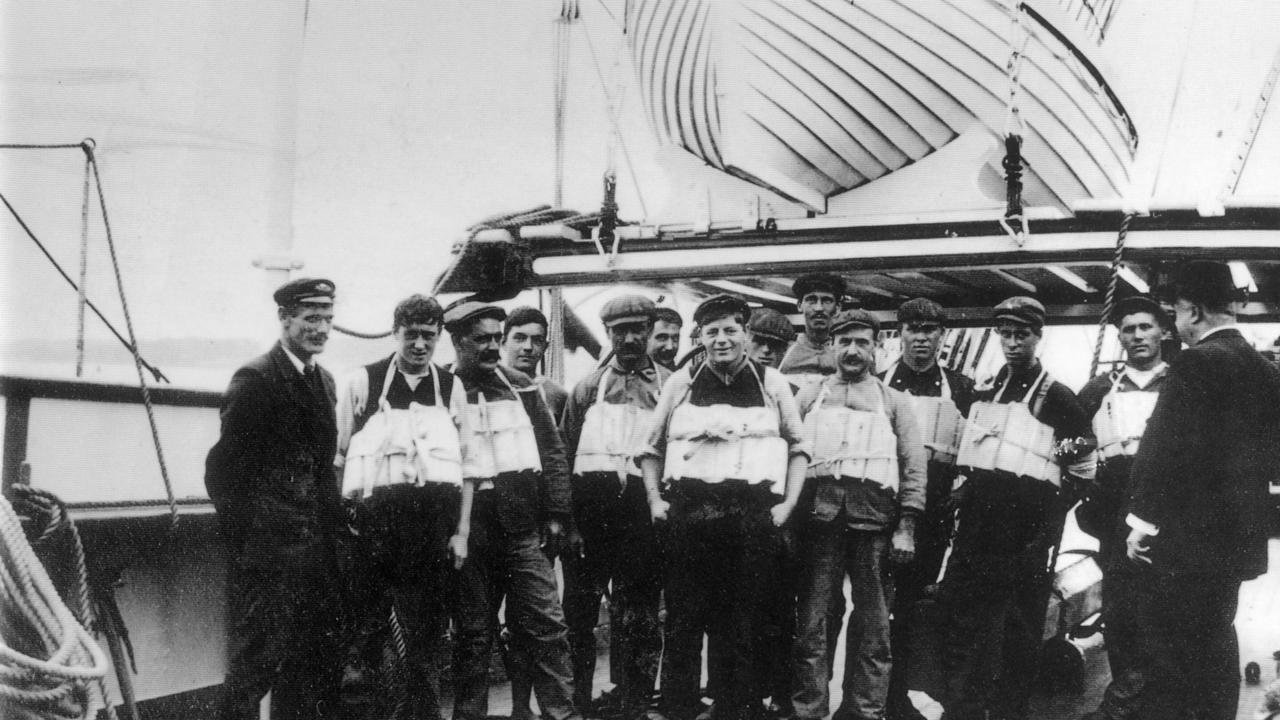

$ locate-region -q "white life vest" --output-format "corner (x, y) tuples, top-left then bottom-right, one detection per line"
(664, 364), (788, 491)
(573, 367), (654, 481)
(802, 380), (899, 491)
(956, 369), (1060, 485)
(885, 362), (964, 465)
(342, 362), (463, 499)
(784, 372), (827, 397)
(460, 369), (543, 482)
(1093, 373), (1160, 460)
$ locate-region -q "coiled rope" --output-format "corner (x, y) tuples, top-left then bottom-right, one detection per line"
(1089, 213), (1135, 378)
(1, 488), (113, 720)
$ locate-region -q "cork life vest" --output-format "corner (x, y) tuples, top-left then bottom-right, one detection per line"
(884, 361), (964, 465)
(956, 368), (1060, 485)
(573, 366), (655, 481)
(342, 361), (462, 499)
(460, 368), (542, 482)
(664, 363), (788, 491)
(802, 379), (899, 492)
(1092, 371), (1160, 460)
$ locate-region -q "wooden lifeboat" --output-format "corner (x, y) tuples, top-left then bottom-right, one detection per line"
(628, 0), (1139, 213)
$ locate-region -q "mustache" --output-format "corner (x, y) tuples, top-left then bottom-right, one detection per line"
(480, 351), (501, 363)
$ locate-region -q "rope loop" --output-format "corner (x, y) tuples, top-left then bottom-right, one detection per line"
(1089, 213), (1135, 377)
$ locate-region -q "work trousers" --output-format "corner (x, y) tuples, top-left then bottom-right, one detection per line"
(563, 475), (663, 715)
(1131, 572), (1241, 720)
(793, 522), (893, 720)
(453, 491), (578, 720)
(886, 461), (957, 715)
(348, 483), (460, 720)
(936, 471), (1063, 720)
(1088, 538), (1153, 720)
(659, 480), (783, 720)
(219, 523), (343, 720)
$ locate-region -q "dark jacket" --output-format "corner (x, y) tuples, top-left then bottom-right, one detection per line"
(204, 342), (341, 554)
(1128, 329), (1280, 580)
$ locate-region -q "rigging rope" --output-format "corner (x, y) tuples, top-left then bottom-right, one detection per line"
(581, 11), (650, 220)
(76, 148), (92, 378)
(1089, 213), (1134, 378)
(1000, 1), (1031, 243)
(333, 324), (393, 340)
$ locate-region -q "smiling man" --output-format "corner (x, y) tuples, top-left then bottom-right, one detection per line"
(779, 273), (846, 385)
(333, 294), (472, 719)
(791, 309), (926, 720)
(639, 294), (810, 720)
(503, 306), (569, 424)
(205, 277), (345, 720)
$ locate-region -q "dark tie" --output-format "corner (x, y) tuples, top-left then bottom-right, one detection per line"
(303, 364), (322, 395)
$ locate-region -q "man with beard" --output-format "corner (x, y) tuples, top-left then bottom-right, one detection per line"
(791, 309), (927, 720)
(205, 278), (345, 720)
(561, 295), (669, 720)
(650, 306), (684, 371)
(503, 305), (569, 424)
(639, 295), (811, 720)
(333, 294), (472, 720)
(939, 296), (1095, 720)
(1124, 262), (1279, 719)
(445, 299), (582, 720)
(1074, 296), (1170, 720)
(779, 273), (845, 387)
(877, 298), (974, 720)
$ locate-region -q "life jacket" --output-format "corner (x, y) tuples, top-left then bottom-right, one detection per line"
(572, 366), (655, 481)
(663, 363), (788, 491)
(884, 362), (964, 465)
(1092, 371), (1160, 460)
(802, 379), (899, 491)
(342, 361), (462, 499)
(956, 368), (1060, 485)
(460, 368), (542, 483)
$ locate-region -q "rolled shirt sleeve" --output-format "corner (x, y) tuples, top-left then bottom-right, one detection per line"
(763, 367), (812, 460)
(333, 368), (369, 469)
(636, 368), (690, 465)
(885, 386), (927, 515)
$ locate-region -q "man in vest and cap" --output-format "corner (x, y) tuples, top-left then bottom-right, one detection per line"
(747, 307), (796, 371)
(650, 305), (685, 371)
(639, 294), (811, 720)
(1072, 295), (1171, 720)
(791, 308), (927, 720)
(561, 295), (670, 720)
(938, 296), (1095, 720)
(503, 305), (570, 424)
(877, 298), (975, 720)
(779, 273), (846, 386)
(444, 299), (582, 720)
(333, 294), (473, 719)
(205, 278), (345, 720)
(1124, 261), (1280, 720)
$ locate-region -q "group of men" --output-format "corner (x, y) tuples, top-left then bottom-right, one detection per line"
(205, 259), (1277, 720)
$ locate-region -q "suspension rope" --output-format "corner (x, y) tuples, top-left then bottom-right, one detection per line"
(581, 12), (650, 220)
(87, 148), (180, 532)
(999, 1), (1031, 243)
(333, 324), (392, 340)
(1089, 213), (1134, 378)
(553, 1), (579, 208)
(76, 148), (92, 378)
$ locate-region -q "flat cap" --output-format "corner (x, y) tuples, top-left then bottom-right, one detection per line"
(747, 307), (795, 343)
(273, 277), (335, 306)
(600, 295), (657, 328)
(993, 296), (1046, 329)
(505, 306), (548, 332)
(1172, 260), (1246, 307)
(693, 294), (751, 326)
(443, 298), (506, 329)
(829, 308), (880, 335)
(1109, 295), (1168, 328)
(897, 297), (947, 325)
(654, 306), (683, 326)
(793, 273), (846, 300)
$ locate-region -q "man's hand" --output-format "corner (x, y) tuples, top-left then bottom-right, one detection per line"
(1126, 527), (1154, 566)
(448, 534), (469, 569)
(541, 519), (567, 557)
(770, 501), (795, 528)
(649, 496), (670, 523)
(564, 526), (586, 560)
(891, 515), (917, 565)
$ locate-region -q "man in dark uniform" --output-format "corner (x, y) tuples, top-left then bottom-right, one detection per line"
(445, 299), (582, 720)
(503, 305), (570, 423)
(779, 274), (846, 382)
(877, 298), (974, 720)
(650, 306), (685, 371)
(562, 295), (669, 720)
(937, 296), (1096, 720)
(1124, 262), (1280, 720)
(333, 294), (472, 720)
(204, 278), (345, 720)
(639, 295), (811, 720)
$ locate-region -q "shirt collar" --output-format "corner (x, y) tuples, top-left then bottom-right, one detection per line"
(1197, 324), (1241, 343)
(608, 355), (657, 379)
(1120, 361), (1167, 389)
(704, 356), (749, 384)
(281, 344), (310, 374)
